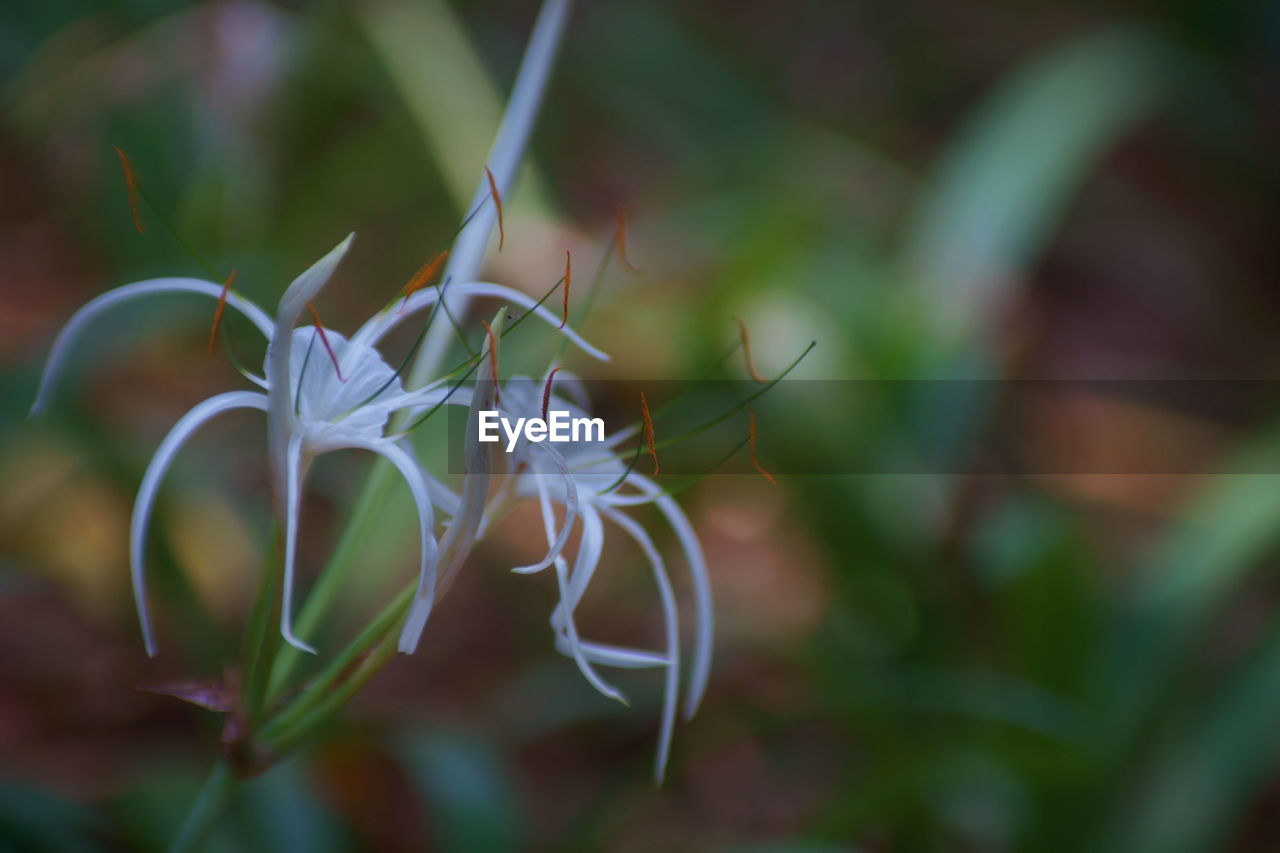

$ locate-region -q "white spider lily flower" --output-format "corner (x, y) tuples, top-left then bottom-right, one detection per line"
(488, 374), (713, 780)
(28, 238), (605, 657)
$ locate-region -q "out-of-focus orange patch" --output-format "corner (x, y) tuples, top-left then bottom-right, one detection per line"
(1021, 387), (1226, 515)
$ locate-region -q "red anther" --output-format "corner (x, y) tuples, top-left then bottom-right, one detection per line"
(401, 250), (449, 307)
(559, 251), (571, 329)
(481, 319), (501, 404)
(114, 146), (145, 234)
(485, 166), (505, 251)
(614, 206), (643, 274)
(307, 303), (345, 382)
(640, 391), (659, 475)
(748, 406), (776, 485)
(734, 316), (769, 384)
(207, 268), (238, 355)
(541, 367), (562, 423)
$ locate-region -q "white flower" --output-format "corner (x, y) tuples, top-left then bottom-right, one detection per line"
(485, 373), (713, 780)
(29, 237), (606, 657)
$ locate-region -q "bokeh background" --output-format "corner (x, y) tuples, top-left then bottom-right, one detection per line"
(3, 0), (1280, 849)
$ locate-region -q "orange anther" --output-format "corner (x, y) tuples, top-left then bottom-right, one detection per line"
(640, 391), (659, 475)
(481, 319), (501, 404)
(748, 406), (776, 485)
(401, 250), (449, 306)
(114, 146), (145, 234)
(484, 166), (504, 251)
(560, 251), (571, 329)
(541, 367), (562, 423)
(734, 316), (769, 384)
(207, 268), (238, 355)
(615, 205), (643, 274)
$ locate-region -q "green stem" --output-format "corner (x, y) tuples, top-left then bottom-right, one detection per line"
(263, 584), (413, 742)
(241, 529), (283, 723)
(168, 760), (237, 853)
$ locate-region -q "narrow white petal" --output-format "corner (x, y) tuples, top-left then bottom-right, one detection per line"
(280, 433), (317, 654)
(599, 505), (680, 783)
(533, 478), (624, 704)
(397, 439), (462, 518)
(30, 279), (272, 417)
(553, 636), (669, 669)
(344, 440), (441, 655)
(366, 282), (609, 362)
(130, 391), (268, 656)
(512, 444), (578, 574)
(629, 474), (714, 719)
(550, 501), (603, 632)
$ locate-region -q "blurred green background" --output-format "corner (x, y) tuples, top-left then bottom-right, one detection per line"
(3, 0), (1280, 849)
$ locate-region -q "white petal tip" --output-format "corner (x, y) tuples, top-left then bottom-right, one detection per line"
(512, 562), (547, 575)
(284, 633), (317, 655)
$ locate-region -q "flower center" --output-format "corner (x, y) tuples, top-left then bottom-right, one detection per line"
(285, 326), (404, 442)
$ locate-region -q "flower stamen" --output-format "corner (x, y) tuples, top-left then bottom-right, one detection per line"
(734, 316), (768, 384)
(400, 250), (449, 309)
(307, 303), (345, 382)
(485, 166), (505, 251)
(113, 146), (145, 235)
(641, 391), (659, 475)
(481, 318), (501, 404)
(748, 406), (776, 484)
(541, 366), (562, 422)
(615, 205), (643, 274)
(208, 268), (239, 355)
(560, 250), (571, 329)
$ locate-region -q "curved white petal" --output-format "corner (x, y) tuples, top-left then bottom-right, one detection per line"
(30, 279), (272, 417)
(549, 501), (602, 638)
(533, 477), (624, 704)
(627, 474), (714, 720)
(552, 637), (669, 669)
(339, 439), (440, 655)
(512, 444), (578, 574)
(360, 282), (609, 362)
(397, 439), (462, 519)
(598, 504), (680, 783)
(130, 390), (268, 656)
(280, 432), (316, 654)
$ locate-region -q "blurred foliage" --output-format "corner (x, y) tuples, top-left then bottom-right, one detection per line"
(2, 0), (1280, 850)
